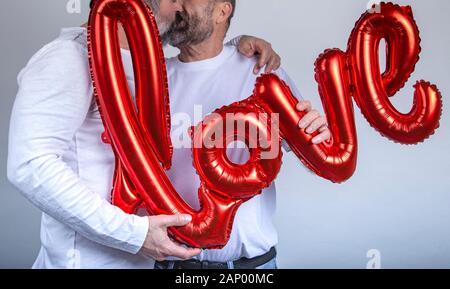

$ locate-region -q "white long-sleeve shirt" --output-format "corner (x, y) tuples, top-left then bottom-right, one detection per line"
(8, 27), (301, 268)
(8, 28), (152, 269)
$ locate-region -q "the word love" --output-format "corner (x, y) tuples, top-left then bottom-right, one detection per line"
(88, 0), (442, 248)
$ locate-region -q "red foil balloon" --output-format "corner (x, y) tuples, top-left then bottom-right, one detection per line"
(348, 3), (442, 144)
(191, 99), (282, 199)
(88, 0), (260, 249)
(91, 0), (174, 212)
(253, 53), (358, 183)
(240, 3), (442, 182)
(88, 0), (443, 248)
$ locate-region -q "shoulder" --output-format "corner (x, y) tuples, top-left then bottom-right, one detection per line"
(227, 45), (258, 69)
(18, 28), (89, 84)
(225, 46), (293, 81)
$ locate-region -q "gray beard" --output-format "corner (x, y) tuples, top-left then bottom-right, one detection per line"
(168, 6), (215, 48)
(169, 21), (213, 48)
(160, 30), (171, 46)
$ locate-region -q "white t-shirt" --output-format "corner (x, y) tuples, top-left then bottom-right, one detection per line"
(165, 45), (302, 262)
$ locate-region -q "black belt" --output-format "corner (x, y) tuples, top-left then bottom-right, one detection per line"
(156, 247), (277, 269)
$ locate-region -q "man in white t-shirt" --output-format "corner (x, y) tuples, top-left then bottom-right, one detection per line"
(7, 0), (283, 269)
(153, 0), (331, 269)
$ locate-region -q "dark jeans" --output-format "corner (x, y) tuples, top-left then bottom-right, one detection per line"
(154, 257), (278, 269)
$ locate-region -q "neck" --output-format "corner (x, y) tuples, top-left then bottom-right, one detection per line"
(81, 22), (130, 50)
(178, 34), (224, 63)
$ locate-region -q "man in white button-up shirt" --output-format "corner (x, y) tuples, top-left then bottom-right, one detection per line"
(7, 0), (284, 269)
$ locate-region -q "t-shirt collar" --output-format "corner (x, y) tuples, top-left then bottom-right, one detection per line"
(171, 45), (235, 71)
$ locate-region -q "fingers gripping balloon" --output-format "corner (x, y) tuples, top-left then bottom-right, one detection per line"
(88, 0), (442, 248)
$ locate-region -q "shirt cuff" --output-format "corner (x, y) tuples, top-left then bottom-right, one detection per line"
(123, 215), (149, 254)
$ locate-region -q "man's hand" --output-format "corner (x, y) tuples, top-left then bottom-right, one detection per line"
(296, 100), (331, 145)
(139, 214), (201, 261)
(238, 36), (281, 75)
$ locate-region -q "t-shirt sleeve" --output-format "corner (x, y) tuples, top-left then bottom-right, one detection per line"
(274, 68), (304, 101)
